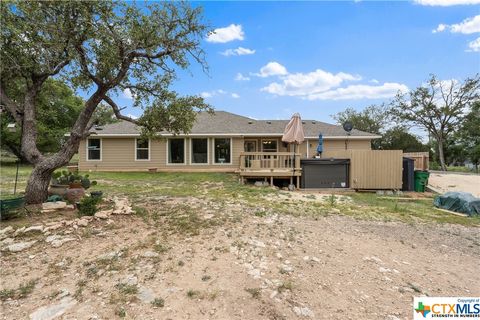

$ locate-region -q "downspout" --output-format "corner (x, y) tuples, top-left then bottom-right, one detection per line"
(306, 139), (309, 158)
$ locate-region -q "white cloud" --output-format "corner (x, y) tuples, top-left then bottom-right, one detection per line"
(433, 15), (480, 34)
(370, 79), (380, 84)
(261, 69), (361, 96)
(200, 89), (237, 99)
(126, 113), (139, 119)
(467, 37), (480, 51)
(415, 0), (480, 5)
(221, 47), (255, 56)
(123, 88), (134, 99)
(200, 91), (214, 98)
(206, 24), (244, 43)
(254, 61), (288, 77)
(234, 73), (250, 81)
(305, 83), (408, 101)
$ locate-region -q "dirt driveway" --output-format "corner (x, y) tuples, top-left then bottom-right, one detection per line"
(429, 172), (480, 197)
(1, 195), (479, 320)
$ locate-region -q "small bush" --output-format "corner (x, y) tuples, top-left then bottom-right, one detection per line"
(151, 297), (165, 307)
(78, 196), (102, 216)
(245, 287), (261, 299)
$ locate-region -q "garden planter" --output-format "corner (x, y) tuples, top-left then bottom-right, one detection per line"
(48, 184), (69, 197)
(148, 168), (158, 173)
(69, 182), (83, 189)
(65, 187), (85, 203)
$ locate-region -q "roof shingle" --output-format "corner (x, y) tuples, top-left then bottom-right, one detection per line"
(90, 111), (379, 138)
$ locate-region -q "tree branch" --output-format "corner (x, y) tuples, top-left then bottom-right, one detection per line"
(103, 95), (139, 124)
(0, 86), (23, 124)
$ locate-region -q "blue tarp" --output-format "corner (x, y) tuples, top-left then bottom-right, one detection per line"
(433, 192), (480, 216)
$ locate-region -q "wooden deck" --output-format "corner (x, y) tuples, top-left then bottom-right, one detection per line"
(239, 152), (302, 187)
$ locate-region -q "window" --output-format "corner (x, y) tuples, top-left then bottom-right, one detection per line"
(214, 138), (231, 164)
(262, 139), (278, 152)
(87, 138), (101, 160)
(168, 138), (185, 164)
(191, 138), (208, 164)
(136, 139), (150, 160)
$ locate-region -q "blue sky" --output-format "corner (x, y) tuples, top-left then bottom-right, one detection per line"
(119, 0), (480, 123)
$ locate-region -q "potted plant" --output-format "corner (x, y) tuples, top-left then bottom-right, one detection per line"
(49, 171), (71, 197)
(65, 174), (97, 202)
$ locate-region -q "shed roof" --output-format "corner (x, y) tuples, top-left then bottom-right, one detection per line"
(89, 111), (380, 139)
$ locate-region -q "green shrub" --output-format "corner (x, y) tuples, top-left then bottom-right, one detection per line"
(78, 196), (102, 216)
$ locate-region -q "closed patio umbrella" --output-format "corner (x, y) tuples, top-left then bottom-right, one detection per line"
(282, 113), (305, 188)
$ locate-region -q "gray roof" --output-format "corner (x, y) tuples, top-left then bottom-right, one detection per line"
(90, 111), (379, 138)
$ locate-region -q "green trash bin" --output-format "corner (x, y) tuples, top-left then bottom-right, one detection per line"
(414, 170), (430, 192)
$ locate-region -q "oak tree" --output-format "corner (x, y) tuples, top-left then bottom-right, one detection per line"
(0, 1), (210, 203)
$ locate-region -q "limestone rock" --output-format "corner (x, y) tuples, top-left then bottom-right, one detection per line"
(293, 306), (315, 318)
(24, 225), (44, 233)
(29, 297), (77, 320)
(0, 226), (14, 240)
(94, 210), (112, 219)
(137, 286), (155, 303)
(5, 240), (37, 252)
(142, 251), (159, 258)
(42, 201), (67, 210)
(77, 219), (89, 227)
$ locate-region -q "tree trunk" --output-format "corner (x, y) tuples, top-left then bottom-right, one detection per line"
(24, 164), (55, 204)
(5, 141), (29, 163)
(437, 138), (448, 171)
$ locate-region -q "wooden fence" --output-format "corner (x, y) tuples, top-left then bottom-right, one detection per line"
(321, 150), (403, 189)
(403, 152), (429, 171)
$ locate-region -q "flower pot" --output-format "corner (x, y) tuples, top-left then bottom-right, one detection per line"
(48, 184), (69, 197)
(65, 187), (85, 203)
(69, 182), (83, 189)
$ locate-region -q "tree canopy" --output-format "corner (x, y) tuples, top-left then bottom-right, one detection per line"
(391, 74), (480, 170)
(332, 104), (427, 151)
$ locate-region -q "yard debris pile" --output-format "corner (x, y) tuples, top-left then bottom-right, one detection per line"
(0, 197), (134, 253)
(434, 192), (480, 216)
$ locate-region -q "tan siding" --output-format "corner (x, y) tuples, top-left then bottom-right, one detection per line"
(79, 137), (242, 172)
(78, 136), (374, 172)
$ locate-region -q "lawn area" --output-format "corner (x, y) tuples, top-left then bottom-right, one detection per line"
(1, 162), (479, 226)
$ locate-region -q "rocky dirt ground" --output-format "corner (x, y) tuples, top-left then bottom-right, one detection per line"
(1, 191), (479, 320)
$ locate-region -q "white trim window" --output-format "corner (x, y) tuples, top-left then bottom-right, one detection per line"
(167, 138), (185, 164)
(135, 138), (150, 161)
(191, 138), (209, 164)
(214, 138), (231, 164)
(87, 138), (102, 161)
(261, 139), (278, 152)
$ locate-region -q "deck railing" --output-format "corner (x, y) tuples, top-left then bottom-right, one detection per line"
(239, 152), (301, 171)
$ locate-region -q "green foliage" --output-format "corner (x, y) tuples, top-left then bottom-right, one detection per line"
(0, 280), (37, 300)
(151, 298), (165, 308)
(380, 126), (429, 152)
(78, 195), (102, 216)
(455, 101), (480, 170)
(51, 171), (97, 188)
(332, 104), (390, 135)
(1, 1), (212, 138)
(332, 104), (427, 151)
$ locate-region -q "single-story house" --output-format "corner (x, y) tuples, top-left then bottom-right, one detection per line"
(78, 111), (380, 175)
